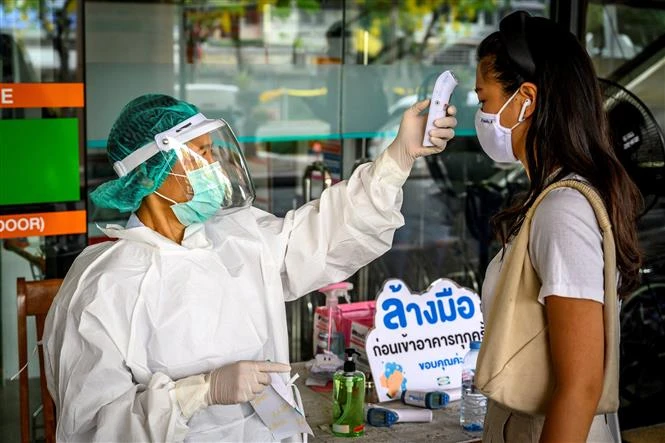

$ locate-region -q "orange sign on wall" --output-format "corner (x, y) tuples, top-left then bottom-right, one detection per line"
(0, 210), (87, 239)
(0, 83), (84, 109)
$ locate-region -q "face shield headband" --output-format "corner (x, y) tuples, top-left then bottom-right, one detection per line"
(112, 113), (256, 216)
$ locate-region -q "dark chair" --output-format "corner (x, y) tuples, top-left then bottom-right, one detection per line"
(17, 277), (62, 443)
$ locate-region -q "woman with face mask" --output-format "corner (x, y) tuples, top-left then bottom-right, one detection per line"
(472, 11), (642, 443)
(43, 93), (457, 442)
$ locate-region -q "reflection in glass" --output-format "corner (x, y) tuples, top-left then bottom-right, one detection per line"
(83, 0), (551, 360)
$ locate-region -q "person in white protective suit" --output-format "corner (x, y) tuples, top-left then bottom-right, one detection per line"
(43, 93), (457, 442)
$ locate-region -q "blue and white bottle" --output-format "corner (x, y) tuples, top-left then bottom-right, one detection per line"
(460, 341), (487, 432)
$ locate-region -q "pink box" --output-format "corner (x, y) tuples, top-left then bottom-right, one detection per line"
(313, 300), (376, 352)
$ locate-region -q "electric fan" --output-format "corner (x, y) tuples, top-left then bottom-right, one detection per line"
(599, 78), (665, 430)
(599, 77), (665, 198)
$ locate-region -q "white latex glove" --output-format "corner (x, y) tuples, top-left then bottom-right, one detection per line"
(386, 99), (457, 172)
(206, 360), (291, 405)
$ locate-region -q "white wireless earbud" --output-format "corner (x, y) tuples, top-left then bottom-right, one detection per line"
(518, 98), (532, 122)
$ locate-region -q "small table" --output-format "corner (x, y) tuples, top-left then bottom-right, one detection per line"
(292, 362), (482, 442)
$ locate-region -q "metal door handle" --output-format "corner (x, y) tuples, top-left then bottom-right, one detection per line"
(302, 161), (332, 203)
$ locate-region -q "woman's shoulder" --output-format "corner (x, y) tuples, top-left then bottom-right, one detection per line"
(540, 183), (593, 208)
(538, 175), (595, 210)
(532, 175), (601, 234)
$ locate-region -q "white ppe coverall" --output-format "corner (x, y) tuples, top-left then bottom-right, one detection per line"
(44, 154), (407, 442)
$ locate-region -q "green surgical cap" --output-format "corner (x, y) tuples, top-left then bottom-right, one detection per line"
(90, 94), (200, 212)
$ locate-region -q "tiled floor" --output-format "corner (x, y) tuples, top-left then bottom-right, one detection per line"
(0, 378), (44, 443)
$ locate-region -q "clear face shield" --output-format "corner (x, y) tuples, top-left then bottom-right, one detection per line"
(113, 113), (255, 224)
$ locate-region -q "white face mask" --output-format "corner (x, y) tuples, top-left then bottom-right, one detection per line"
(474, 89), (529, 164)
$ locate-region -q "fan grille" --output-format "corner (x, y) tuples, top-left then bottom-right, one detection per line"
(600, 78), (665, 196)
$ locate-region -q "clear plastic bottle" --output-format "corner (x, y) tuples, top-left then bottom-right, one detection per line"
(460, 341), (486, 432)
(317, 282), (352, 358)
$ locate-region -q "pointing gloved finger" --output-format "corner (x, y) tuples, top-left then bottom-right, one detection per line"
(434, 116), (457, 129)
(257, 361), (291, 373)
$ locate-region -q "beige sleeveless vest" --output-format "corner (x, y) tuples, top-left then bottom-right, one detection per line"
(475, 179), (620, 415)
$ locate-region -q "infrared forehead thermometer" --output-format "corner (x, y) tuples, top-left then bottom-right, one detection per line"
(422, 70), (458, 146)
(401, 390), (450, 409)
(366, 405), (433, 427)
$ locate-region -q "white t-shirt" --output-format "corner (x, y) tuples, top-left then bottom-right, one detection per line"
(480, 175), (621, 442)
(481, 175), (605, 320)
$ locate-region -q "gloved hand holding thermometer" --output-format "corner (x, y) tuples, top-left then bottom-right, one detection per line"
(385, 70), (458, 172)
(422, 70), (458, 146)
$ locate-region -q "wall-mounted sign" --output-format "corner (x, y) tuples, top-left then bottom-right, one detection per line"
(0, 83), (84, 108)
(0, 210), (86, 239)
(366, 278), (484, 402)
(0, 118), (81, 206)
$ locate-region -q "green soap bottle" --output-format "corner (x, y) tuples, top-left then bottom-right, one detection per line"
(332, 348), (365, 437)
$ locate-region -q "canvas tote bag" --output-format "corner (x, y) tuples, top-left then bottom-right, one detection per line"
(475, 179), (620, 415)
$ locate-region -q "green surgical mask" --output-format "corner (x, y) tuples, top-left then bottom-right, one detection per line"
(156, 161), (229, 226)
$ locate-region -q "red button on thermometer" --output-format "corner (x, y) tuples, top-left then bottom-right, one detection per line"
(422, 70), (458, 146)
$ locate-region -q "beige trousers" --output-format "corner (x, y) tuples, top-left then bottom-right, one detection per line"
(483, 400), (620, 443)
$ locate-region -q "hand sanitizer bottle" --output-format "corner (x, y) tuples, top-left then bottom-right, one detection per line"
(332, 348), (365, 437)
(317, 282), (352, 358)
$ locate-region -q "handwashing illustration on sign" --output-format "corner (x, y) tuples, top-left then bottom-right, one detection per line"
(366, 278), (484, 402)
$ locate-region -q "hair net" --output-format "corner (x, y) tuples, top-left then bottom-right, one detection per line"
(90, 94), (200, 212)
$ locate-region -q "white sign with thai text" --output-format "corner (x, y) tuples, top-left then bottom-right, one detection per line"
(366, 278), (484, 402)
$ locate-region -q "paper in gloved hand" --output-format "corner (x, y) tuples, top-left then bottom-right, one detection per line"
(250, 373), (313, 440)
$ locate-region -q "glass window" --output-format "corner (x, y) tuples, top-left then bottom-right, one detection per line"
(341, 0), (548, 303)
(85, 1), (181, 236)
(83, 0), (550, 361)
(0, 0), (84, 383)
(586, 2), (665, 131)
(586, 1), (665, 432)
